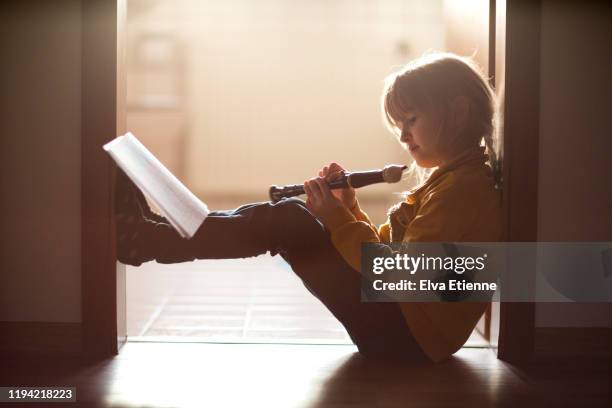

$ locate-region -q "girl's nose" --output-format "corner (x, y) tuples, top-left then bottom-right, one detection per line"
(400, 129), (411, 143)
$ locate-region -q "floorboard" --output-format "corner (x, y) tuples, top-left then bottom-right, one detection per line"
(2, 342), (610, 407)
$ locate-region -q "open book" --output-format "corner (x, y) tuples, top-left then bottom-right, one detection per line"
(103, 132), (210, 239)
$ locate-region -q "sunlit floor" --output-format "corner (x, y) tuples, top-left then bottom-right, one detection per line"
(103, 343), (522, 408)
(4, 341), (612, 407)
(127, 254), (488, 346)
(127, 255), (351, 343)
(6, 344), (526, 408)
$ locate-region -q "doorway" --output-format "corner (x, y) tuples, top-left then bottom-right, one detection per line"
(123, 0), (491, 347)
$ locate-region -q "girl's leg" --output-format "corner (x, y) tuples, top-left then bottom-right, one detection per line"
(191, 198), (427, 361)
(116, 173), (428, 360)
(258, 199), (430, 362)
(117, 203), (278, 265)
(115, 168), (279, 265)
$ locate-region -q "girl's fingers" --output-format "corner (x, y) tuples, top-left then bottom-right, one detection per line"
(305, 178), (321, 201)
(328, 170), (343, 181)
(319, 166), (330, 178)
(327, 163), (346, 181)
(315, 177), (332, 199)
(329, 162), (345, 173)
(304, 180), (312, 198)
(305, 196), (315, 214)
(309, 177), (323, 196)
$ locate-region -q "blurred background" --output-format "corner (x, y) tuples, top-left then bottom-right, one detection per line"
(124, 0), (454, 212)
(125, 0), (489, 346)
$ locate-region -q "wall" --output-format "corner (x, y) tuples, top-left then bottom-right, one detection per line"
(0, 1), (82, 323)
(443, 0), (489, 70)
(126, 0), (446, 218)
(535, 0), (612, 327)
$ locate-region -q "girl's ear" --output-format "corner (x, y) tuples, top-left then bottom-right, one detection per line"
(451, 95), (470, 130)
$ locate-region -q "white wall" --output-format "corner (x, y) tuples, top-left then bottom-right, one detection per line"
(126, 0), (445, 209)
(535, 0), (612, 327)
(0, 1), (82, 323)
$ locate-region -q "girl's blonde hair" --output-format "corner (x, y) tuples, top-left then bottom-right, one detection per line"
(381, 52), (500, 194)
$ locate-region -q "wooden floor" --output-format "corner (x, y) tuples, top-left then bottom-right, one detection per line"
(2, 342), (611, 408)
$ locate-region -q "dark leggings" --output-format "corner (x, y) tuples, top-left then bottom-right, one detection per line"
(155, 197), (429, 362)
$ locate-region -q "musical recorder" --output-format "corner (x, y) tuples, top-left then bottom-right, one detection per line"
(269, 164), (409, 203)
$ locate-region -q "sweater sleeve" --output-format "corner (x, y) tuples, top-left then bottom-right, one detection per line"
(348, 200), (375, 226)
(324, 205), (382, 272)
(349, 199), (392, 243)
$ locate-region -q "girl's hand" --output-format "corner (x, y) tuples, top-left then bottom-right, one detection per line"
(318, 162), (357, 209)
(303, 176), (345, 227)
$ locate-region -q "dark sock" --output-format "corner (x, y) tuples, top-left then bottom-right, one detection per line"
(114, 168), (170, 224)
(116, 213), (195, 266)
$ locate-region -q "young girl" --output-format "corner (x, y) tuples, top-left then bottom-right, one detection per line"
(117, 52), (502, 363)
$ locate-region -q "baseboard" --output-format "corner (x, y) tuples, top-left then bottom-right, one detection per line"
(534, 327), (612, 359)
(0, 321), (82, 355)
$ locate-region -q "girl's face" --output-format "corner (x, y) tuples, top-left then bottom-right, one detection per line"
(397, 106), (446, 168)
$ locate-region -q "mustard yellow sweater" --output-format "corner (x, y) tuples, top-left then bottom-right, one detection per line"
(324, 146), (503, 362)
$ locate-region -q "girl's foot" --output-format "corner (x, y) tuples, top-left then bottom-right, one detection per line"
(116, 213), (195, 266)
(114, 169), (195, 266)
(114, 169), (152, 265)
(115, 169), (169, 224)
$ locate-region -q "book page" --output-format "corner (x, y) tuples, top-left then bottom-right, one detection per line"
(103, 132), (209, 239)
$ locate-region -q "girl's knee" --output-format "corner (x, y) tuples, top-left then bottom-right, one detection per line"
(272, 197), (313, 222)
(273, 197), (308, 210)
(270, 197), (328, 245)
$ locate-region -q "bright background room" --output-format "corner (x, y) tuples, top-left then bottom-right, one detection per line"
(125, 0), (489, 346)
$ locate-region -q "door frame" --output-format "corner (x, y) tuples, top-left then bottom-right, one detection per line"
(81, 0), (126, 357)
(495, 0), (540, 364)
(81, 0), (539, 363)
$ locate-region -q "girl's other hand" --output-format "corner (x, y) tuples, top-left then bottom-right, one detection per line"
(318, 162), (357, 209)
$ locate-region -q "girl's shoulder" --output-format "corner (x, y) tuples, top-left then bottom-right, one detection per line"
(403, 165), (502, 242)
(418, 163), (498, 205)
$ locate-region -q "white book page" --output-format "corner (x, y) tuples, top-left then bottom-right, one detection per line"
(103, 132), (209, 239)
